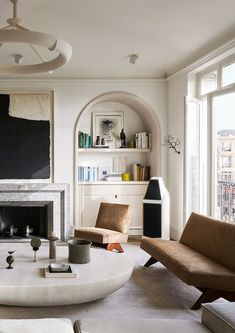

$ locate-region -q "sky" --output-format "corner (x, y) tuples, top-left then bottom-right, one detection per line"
(214, 92), (235, 130)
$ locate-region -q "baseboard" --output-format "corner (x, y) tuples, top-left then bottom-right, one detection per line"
(128, 227), (142, 236)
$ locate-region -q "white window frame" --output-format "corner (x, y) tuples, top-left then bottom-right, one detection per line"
(187, 53), (235, 220)
(220, 54), (235, 88)
(184, 96), (202, 224)
(197, 64), (220, 98)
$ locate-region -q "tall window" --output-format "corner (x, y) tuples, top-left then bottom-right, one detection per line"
(212, 91), (235, 222)
(185, 56), (235, 223)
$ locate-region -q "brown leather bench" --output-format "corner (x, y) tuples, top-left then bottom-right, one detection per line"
(141, 212), (235, 309)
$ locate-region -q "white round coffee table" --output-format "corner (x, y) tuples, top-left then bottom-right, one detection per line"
(0, 244), (133, 306)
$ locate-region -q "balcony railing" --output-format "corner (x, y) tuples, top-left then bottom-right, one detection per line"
(217, 181), (235, 223)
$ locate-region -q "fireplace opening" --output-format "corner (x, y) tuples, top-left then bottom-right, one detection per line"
(0, 206), (48, 239)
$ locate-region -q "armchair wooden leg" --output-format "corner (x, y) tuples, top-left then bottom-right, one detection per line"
(106, 243), (124, 253)
(191, 289), (235, 310)
(144, 256), (158, 267)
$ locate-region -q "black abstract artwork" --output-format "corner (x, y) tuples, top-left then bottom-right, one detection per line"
(0, 94), (50, 179)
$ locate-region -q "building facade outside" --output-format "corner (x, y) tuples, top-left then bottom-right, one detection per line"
(217, 130), (235, 223)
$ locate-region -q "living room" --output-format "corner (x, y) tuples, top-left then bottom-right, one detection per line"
(0, 0), (235, 332)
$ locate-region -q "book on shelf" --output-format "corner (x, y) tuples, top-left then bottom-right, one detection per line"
(132, 163), (150, 181)
(44, 264), (77, 278)
(78, 131), (91, 148)
(134, 132), (152, 149)
(78, 165), (99, 181)
(104, 173), (122, 182)
(78, 165), (112, 181)
(94, 145), (109, 148)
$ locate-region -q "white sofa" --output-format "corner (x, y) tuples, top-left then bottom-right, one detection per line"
(0, 301), (234, 333)
(0, 318), (74, 333)
(75, 301), (235, 333)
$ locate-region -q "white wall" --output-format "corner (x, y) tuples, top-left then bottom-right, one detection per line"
(167, 73), (188, 239)
(0, 79), (168, 230)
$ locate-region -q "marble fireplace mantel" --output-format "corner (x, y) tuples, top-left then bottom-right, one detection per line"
(0, 183), (70, 240)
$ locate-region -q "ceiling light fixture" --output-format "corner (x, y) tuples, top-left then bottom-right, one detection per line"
(129, 54), (138, 64)
(0, 0), (72, 75)
(14, 54), (23, 64)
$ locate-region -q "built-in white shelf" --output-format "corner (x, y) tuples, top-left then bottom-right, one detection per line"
(78, 148), (150, 153)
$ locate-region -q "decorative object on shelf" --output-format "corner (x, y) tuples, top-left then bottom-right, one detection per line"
(95, 136), (101, 146)
(68, 239), (91, 264)
(122, 173), (130, 181)
(162, 135), (180, 154)
(101, 138), (105, 145)
(0, 0), (72, 75)
(127, 140), (135, 148)
(48, 230), (59, 260)
(120, 128), (126, 147)
(112, 156), (128, 174)
(30, 237), (41, 262)
(6, 250), (15, 269)
(92, 111), (124, 148)
(98, 166), (111, 181)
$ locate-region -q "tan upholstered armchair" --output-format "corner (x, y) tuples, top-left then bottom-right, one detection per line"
(74, 202), (132, 253)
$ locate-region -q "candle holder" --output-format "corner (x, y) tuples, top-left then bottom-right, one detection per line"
(6, 250), (15, 269)
(48, 236), (59, 259)
(30, 237), (41, 262)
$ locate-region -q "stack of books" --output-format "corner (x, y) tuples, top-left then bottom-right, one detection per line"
(78, 131), (91, 148)
(134, 132), (152, 149)
(104, 173), (122, 182)
(132, 163), (150, 181)
(44, 263), (77, 278)
(78, 165), (99, 181)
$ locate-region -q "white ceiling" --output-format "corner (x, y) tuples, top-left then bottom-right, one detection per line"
(1, 0), (235, 79)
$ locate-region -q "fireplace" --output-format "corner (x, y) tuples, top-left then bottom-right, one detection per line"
(0, 183), (69, 241)
(0, 205), (48, 239)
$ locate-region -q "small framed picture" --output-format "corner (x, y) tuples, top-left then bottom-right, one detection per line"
(92, 111), (124, 147)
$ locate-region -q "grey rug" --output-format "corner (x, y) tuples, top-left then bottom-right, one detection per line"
(0, 242), (201, 322)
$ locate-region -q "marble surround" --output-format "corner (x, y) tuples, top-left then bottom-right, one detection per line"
(0, 183), (69, 240)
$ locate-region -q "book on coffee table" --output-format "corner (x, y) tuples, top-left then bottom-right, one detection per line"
(44, 264), (77, 278)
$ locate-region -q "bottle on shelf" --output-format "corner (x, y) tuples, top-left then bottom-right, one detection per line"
(95, 136), (101, 145)
(120, 128), (126, 148)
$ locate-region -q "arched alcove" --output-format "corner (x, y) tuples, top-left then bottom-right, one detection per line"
(75, 91), (161, 174)
(74, 91), (162, 233)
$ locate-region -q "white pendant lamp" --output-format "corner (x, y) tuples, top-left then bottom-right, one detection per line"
(0, 0), (72, 74)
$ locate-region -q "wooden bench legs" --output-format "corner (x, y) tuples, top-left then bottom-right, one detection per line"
(106, 243), (124, 253)
(92, 242), (124, 253)
(144, 256), (235, 310)
(144, 256), (158, 267)
(192, 289), (235, 310)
